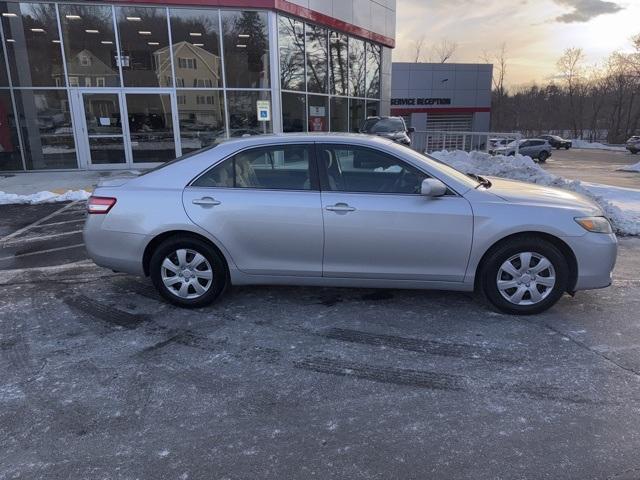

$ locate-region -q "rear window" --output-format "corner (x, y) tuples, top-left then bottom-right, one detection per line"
(361, 118), (405, 133)
(138, 144), (219, 177)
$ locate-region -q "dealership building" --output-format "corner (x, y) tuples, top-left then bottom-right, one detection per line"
(0, 0), (395, 172)
(391, 62), (493, 134)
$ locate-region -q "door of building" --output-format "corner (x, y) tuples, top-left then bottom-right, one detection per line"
(72, 89), (180, 169)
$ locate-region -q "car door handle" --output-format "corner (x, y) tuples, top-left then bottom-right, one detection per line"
(192, 197), (221, 206)
(326, 203), (356, 212)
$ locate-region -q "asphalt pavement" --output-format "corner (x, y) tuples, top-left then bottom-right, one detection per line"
(2, 202), (640, 479)
(543, 148), (640, 189)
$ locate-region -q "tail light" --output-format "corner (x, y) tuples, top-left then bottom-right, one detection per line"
(87, 196), (117, 214)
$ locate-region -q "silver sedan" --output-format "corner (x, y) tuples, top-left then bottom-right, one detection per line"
(84, 134), (617, 315)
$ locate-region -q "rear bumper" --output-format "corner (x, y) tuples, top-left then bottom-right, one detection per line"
(83, 216), (147, 275)
(565, 232), (617, 291)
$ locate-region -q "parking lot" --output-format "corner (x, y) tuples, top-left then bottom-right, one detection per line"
(2, 201), (640, 479)
(544, 148), (639, 189)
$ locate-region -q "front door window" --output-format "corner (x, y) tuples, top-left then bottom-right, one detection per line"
(82, 92), (126, 165)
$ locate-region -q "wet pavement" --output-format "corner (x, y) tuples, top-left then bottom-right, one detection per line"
(2, 202), (640, 479)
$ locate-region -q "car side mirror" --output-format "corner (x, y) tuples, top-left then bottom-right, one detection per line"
(407, 127), (415, 133)
(421, 178), (447, 197)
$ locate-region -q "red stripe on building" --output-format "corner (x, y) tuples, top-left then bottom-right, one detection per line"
(274, 0), (395, 48)
(390, 107), (492, 116)
(99, 0), (395, 48)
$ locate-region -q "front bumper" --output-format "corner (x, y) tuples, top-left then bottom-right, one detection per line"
(564, 232), (617, 291)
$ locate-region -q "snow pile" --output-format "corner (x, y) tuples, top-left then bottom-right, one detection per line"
(0, 189), (90, 205)
(618, 161), (640, 173)
(430, 150), (640, 236)
(571, 139), (626, 151)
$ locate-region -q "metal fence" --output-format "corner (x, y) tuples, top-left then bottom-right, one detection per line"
(410, 130), (522, 155)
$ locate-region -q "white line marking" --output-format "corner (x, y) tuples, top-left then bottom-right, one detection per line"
(2, 229), (83, 247)
(0, 243), (85, 262)
(0, 201), (82, 243)
(33, 218), (85, 228)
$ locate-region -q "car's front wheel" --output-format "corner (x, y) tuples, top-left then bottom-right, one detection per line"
(150, 235), (228, 308)
(538, 151), (549, 162)
(480, 238), (569, 315)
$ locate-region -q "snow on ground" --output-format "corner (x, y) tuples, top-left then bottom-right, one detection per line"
(0, 189), (90, 205)
(430, 150), (640, 236)
(618, 161), (640, 173)
(571, 139), (627, 151)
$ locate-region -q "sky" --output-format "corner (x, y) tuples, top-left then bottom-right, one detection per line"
(394, 0), (640, 87)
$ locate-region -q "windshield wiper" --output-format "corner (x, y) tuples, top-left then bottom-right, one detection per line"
(467, 173), (492, 188)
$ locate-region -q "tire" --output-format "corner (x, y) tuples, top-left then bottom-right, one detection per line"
(565, 145), (570, 150)
(479, 237), (569, 315)
(538, 151), (549, 162)
(150, 235), (228, 308)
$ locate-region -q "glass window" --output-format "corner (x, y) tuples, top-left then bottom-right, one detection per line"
(305, 24), (327, 93)
(329, 31), (348, 96)
(308, 94), (328, 132)
(59, 4), (120, 88)
(349, 98), (365, 133)
(177, 90), (225, 154)
(170, 8), (222, 90)
(348, 37), (365, 98)
(126, 93), (175, 163)
(0, 35), (8, 87)
(365, 42), (381, 98)
(366, 100), (380, 118)
(320, 145), (427, 194)
(194, 145), (312, 190)
(226, 90), (272, 137)
(15, 90), (77, 170)
(278, 16), (304, 91)
(330, 97), (348, 132)
(1, 2), (64, 87)
(0, 91), (23, 170)
(221, 11), (269, 88)
(116, 7), (170, 87)
(282, 92), (306, 133)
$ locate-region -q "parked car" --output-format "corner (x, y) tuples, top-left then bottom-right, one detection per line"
(360, 116), (414, 146)
(494, 139), (553, 162)
(85, 134), (616, 315)
(626, 136), (640, 154)
(539, 135), (572, 150)
(489, 137), (509, 152)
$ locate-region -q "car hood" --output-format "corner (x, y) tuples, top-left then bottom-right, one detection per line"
(483, 177), (602, 213)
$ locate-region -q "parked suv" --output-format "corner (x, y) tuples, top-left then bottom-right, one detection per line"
(626, 136), (640, 154)
(360, 116), (414, 146)
(539, 135), (572, 150)
(494, 139), (553, 162)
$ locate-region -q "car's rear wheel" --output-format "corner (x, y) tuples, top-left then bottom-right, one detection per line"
(538, 151), (549, 162)
(480, 238), (569, 315)
(150, 236), (228, 308)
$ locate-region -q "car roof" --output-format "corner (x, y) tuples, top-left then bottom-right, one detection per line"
(217, 132), (397, 148)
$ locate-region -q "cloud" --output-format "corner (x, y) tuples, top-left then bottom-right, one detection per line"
(553, 0), (623, 23)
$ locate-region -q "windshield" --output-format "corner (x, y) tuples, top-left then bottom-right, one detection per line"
(362, 118), (405, 133)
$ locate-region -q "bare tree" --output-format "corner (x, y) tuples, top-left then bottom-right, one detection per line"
(557, 47), (586, 138)
(431, 39), (458, 63)
(410, 35), (426, 63)
(482, 44), (508, 130)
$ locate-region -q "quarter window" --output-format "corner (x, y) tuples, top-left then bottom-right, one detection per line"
(319, 145), (428, 194)
(193, 145), (314, 190)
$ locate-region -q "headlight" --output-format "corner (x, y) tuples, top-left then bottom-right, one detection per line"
(575, 216), (613, 234)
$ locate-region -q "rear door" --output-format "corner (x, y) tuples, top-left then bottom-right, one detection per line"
(183, 144), (324, 277)
(317, 144), (473, 282)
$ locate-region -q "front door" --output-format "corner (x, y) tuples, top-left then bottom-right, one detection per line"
(183, 143), (324, 277)
(318, 144), (474, 282)
(79, 91), (128, 167)
(74, 90), (179, 168)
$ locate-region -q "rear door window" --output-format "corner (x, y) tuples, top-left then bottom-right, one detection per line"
(192, 144), (316, 190)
